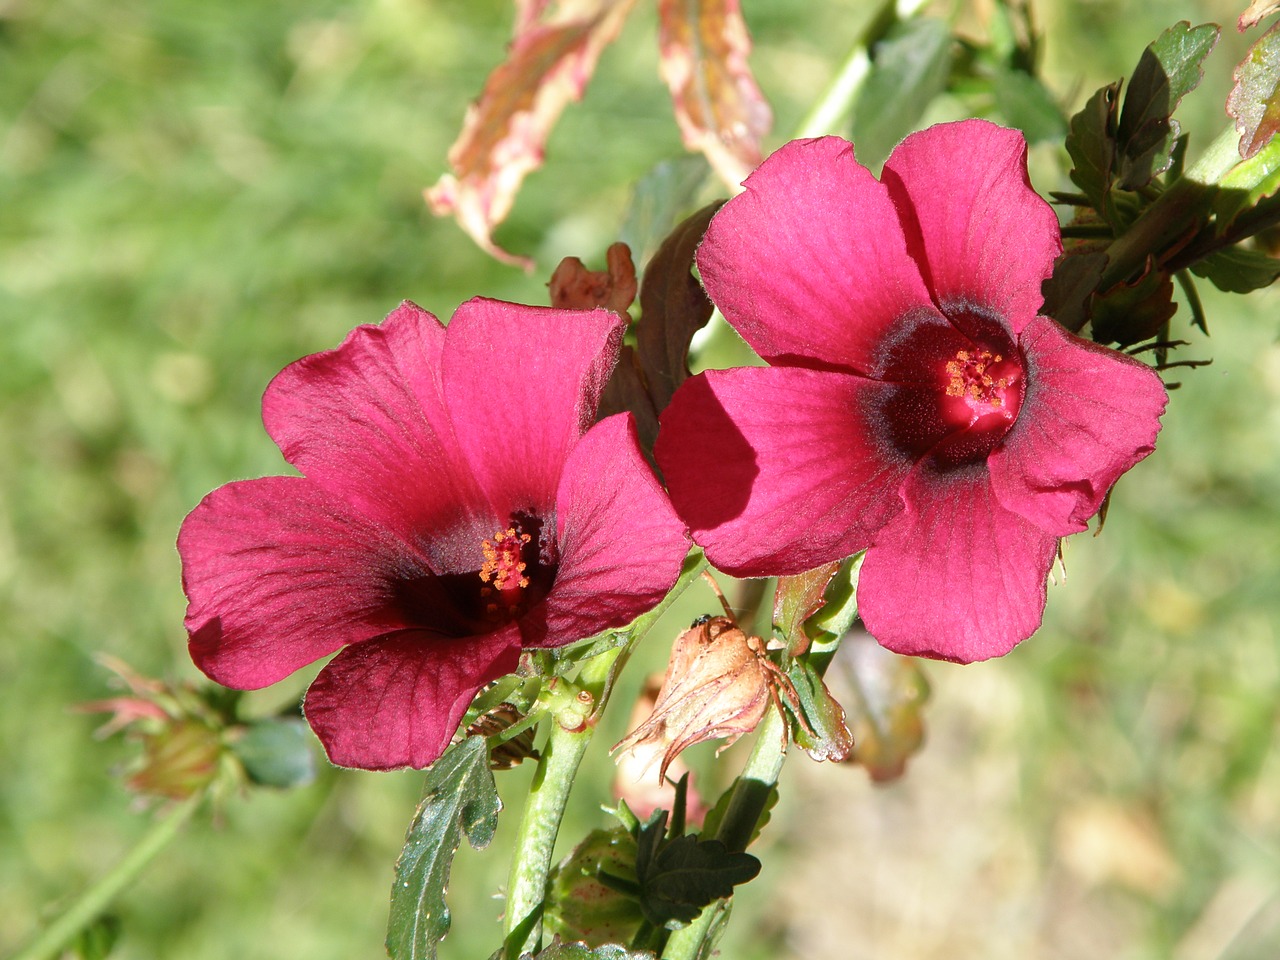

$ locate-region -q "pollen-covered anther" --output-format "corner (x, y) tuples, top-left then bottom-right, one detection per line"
(945, 348), (1010, 409)
(478, 527), (533, 593)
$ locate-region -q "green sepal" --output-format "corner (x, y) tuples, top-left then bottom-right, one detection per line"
(229, 717), (317, 789)
(1066, 82), (1120, 218)
(785, 657), (855, 762)
(699, 778), (778, 847)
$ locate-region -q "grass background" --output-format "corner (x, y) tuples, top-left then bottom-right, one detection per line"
(2, 0), (1278, 957)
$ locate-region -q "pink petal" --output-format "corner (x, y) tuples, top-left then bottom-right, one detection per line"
(880, 120), (1062, 334)
(180, 477), (427, 689)
(304, 629), (522, 770)
(443, 299), (626, 518)
(263, 301), (492, 557)
(858, 463), (1060, 662)
(989, 315), (1167, 534)
(523, 413), (688, 648)
(655, 366), (911, 577)
(697, 136), (935, 373)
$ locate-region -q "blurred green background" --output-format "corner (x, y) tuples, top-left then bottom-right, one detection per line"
(2, 0), (1278, 957)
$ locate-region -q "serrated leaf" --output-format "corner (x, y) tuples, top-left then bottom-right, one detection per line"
(1041, 251), (1108, 333)
(657, 0), (772, 189)
(772, 562), (839, 657)
(230, 717), (317, 789)
(633, 813), (760, 927)
(785, 657), (855, 762)
(990, 66), (1067, 143)
(1229, 21), (1280, 160)
(829, 631), (930, 783)
(1066, 82), (1120, 217)
(1190, 245), (1280, 292)
(598, 202), (723, 454)
(1116, 22), (1219, 189)
(425, 0), (640, 268)
(1090, 256), (1178, 347)
(850, 17), (954, 172)
(387, 737), (502, 960)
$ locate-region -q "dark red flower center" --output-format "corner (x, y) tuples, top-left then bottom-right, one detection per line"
(873, 307), (1025, 469)
(391, 514), (556, 637)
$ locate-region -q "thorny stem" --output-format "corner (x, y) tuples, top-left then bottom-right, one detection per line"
(500, 553), (706, 957)
(12, 791), (204, 960)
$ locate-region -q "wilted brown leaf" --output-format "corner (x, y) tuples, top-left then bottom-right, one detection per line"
(549, 242), (638, 319)
(657, 0), (772, 189)
(425, 0), (640, 269)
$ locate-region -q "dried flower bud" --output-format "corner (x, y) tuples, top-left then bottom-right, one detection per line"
(613, 614), (798, 783)
(612, 676), (706, 824)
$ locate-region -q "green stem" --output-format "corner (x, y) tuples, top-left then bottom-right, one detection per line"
(660, 708), (789, 960)
(501, 553), (707, 956)
(11, 791), (203, 960)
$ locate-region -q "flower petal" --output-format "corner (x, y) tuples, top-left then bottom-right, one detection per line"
(180, 476), (427, 689)
(858, 463), (1060, 662)
(990, 315), (1167, 534)
(697, 136), (935, 373)
(880, 120), (1061, 333)
(521, 413), (688, 648)
(263, 301), (492, 556)
(303, 629), (522, 770)
(444, 299), (626, 517)
(655, 366), (910, 577)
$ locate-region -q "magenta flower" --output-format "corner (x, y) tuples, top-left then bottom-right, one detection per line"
(655, 120), (1168, 662)
(180, 299), (688, 770)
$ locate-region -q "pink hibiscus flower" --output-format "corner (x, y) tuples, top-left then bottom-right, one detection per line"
(179, 299), (689, 770)
(655, 120), (1168, 662)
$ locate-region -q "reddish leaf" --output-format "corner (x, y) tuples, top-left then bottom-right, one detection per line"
(598, 201), (723, 453)
(425, 0), (640, 269)
(657, 0), (772, 189)
(1239, 0), (1280, 30)
(1228, 20), (1280, 159)
(772, 563), (839, 658)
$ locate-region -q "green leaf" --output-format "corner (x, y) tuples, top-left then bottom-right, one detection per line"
(633, 813), (760, 928)
(1212, 135), (1280, 231)
(1090, 257), (1178, 347)
(785, 657), (855, 762)
(1116, 22), (1220, 189)
(619, 156), (711, 269)
(1228, 21), (1280, 160)
(524, 940), (656, 959)
(386, 737), (503, 960)
(850, 17), (954, 171)
(230, 717), (317, 789)
(1190, 245), (1280, 293)
(1065, 82), (1120, 218)
(990, 66), (1067, 143)
(804, 553), (863, 643)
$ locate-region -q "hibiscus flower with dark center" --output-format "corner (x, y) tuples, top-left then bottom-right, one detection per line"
(180, 299), (689, 770)
(655, 120), (1168, 662)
